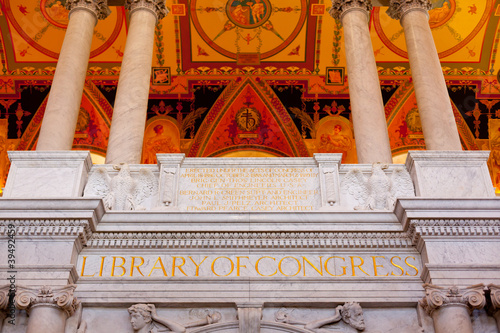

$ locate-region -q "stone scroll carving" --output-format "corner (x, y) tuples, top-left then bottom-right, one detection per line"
(487, 284), (500, 316)
(84, 164), (158, 211)
(129, 304), (221, 333)
(419, 284), (486, 316)
(275, 302), (366, 332)
(125, 0), (169, 21)
(340, 163), (415, 210)
(323, 168), (337, 206)
(66, 303), (87, 333)
(329, 0), (372, 20)
(15, 285), (78, 317)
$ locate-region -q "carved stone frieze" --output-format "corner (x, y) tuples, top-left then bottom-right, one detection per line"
(387, 0), (432, 20)
(128, 304), (220, 332)
(125, 0), (169, 22)
(88, 231), (413, 249)
(66, 0), (111, 20)
(15, 285), (78, 317)
(276, 302), (365, 332)
(329, 0), (372, 20)
(420, 284), (486, 316)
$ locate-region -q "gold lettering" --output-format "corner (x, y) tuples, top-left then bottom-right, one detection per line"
(211, 256), (234, 277)
(189, 256), (208, 277)
(172, 256), (188, 276)
(350, 256), (369, 276)
(371, 256), (388, 277)
(255, 257), (277, 277)
(148, 257), (168, 277)
(302, 256), (323, 276)
(390, 256), (404, 276)
(111, 256), (126, 277)
(405, 256), (419, 276)
(236, 256), (249, 277)
(278, 256), (301, 277)
(80, 256), (95, 277)
(98, 256), (106, 277)
(130, 257), (145, 277)
(324, 256), (346, 276)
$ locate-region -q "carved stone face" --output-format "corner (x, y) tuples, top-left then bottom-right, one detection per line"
(130, 312), (148, 331)
(345, 304), (365, 331)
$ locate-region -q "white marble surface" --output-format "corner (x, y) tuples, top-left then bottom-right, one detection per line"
(106, 9), (158, 164)
(401, 10), (462, 151)
(405, 151), (495, 197)
(3, 151), (92, 198)
(36, 9), (97, 151)
(342, 9), (392, 164)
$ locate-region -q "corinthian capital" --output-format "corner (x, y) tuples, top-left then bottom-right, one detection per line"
(66, 0), (111, 20)
(329, 0), (372, 20)
(125, 0), (169, 22)
(0, 285), (10, 311)
(15, 285), (78, 317)
(419, 284), (486, 316)
(387, 0), (432, 20)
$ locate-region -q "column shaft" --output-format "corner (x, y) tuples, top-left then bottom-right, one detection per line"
(339, 8), (393, 164)
(432, 306), (474, 333)
(37, 9), (97, 151)
(105, 10), (158, 164)
(26, 306), (67, 333)
(399, 8), (462, 150)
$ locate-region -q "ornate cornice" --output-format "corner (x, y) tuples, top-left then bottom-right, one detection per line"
(66, 0), (111, 20)
(88, 231), (413, 249)
(125, 0), (169, 22)
(488, 284), (500, 314)
(15, 285), (78, 317)
(387, 0), (432, 20)
(420, 284), (486, 316)
(0, 220), (92, 248)
(329, 0), (372, 21)
(407, 219), (500, 245)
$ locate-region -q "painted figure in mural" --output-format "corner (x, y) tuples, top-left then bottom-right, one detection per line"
(318, 124), (352, 161)
(129, 304), (186, 333)
(228, 0), (268, 26)
(144, 124), (180, 164)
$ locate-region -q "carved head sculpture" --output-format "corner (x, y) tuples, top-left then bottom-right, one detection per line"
(341, 302), (365, 331)
(128, 304), (153, 331)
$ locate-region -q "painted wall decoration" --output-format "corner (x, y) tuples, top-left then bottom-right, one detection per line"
(0, 0), (500, 193)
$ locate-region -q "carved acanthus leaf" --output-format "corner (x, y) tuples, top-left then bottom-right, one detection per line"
(419, 284), (486, 316)
(15, 285), (78, 317)
(329, 0), (372, 20)
(125, 0), (169, 22)
(387, 0), (432, 20)
(66, 0), (111, 20)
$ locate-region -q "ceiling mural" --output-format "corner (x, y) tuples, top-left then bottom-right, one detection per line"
(1, 0), (500, 193)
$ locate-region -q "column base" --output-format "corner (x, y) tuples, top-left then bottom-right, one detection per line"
(3, 151), (92, 198)
(405, 151), (495, 198)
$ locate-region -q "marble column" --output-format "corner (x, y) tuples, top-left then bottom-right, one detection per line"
(15, 285), (78, 333)
(488, 284), (500, 331)
(420, 284), (486, 333)
(105, 0), (168, 164)
(387, 0), (462, 151)
(329, 0), (392, 164)
(36, 0), (110, 151)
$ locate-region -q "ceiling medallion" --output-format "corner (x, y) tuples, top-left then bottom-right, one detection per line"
(226, 0), (272, 29)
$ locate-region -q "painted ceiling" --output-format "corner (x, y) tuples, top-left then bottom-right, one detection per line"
(0, 0), (500, 193)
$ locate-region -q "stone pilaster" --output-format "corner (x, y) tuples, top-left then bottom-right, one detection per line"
(15, 285), (78, 333)
(420, 284), (486, 333)
(329, 0), (393, 164)
(488, 284), (500, 331)
(105, 0), (168, 164)
(387, 0), (462, 151)
(36, 0), (110, 151)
